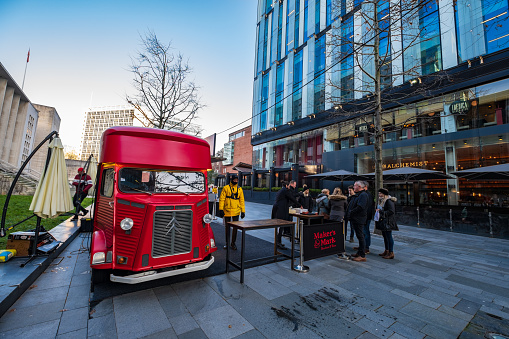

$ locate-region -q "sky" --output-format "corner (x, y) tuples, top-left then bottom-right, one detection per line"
(0, 0), (258, 153)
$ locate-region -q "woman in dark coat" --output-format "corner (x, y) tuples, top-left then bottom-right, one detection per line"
(272, 181), (301, 248)
(329, 187), (348, 222)
(375, 188), (399, 259)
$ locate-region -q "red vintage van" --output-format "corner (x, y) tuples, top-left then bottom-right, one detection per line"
(90, 126), (217, 284)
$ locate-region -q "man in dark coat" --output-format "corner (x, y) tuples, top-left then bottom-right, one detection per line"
(346, 181), (369, 261)
(355, 181), (375, 254)
(272, 181), (301, 249)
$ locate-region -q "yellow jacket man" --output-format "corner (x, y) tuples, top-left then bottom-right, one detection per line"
(219, 174), (245, 250)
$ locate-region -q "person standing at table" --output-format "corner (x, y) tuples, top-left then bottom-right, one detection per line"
(316, 188), (330, 218)
(298, 185), (314, 212)
(346, 181), (369, 262)
(218, 174), (245, 250)
(329, 187), (348, 223)
(272, 181), (301, 249)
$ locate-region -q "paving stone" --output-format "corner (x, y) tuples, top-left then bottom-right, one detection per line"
(0, 300), (63, 332)
(0, 318), (59, 339)
(354, 317), (394, 338)
(89, 298), (114, 318)
(139, 327), (178, 339)
(479, 305), (509, 321)
(233, 329), (267, 339)
(437, 304), (474, 322)
(56, 327), (87, 339)
(205, 274), (253, 301)
(388, 321), (426, 339)
(390, 289), (441, 309)
(194, 304), (254, 339)
(420, 323), (463, 338)
(241, 269), (294, 301)
(418, 288), (461, 308)
(446, 274), (509, 297)
(70, 272), (91, 287)
(159, 295), (189, 319)
(87, 313), (117, 338)
(11, 286), (68, 309)
(153, 285), (177, 300)
(58, 306), (88, 334)
(172, 279), (228, 315)
(64, 284), (90, 310)
(114, 289), (171, 339)
(178, 327), (208, 339)
(169, 313), (199, 335)
(399, 301), (469, 334)
(454, 298), (482, 315)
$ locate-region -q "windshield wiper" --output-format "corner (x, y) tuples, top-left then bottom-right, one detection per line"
(129, 187), (153, 195)
(167, 187), (189, 196)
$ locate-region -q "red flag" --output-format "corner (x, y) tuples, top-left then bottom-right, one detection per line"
(27, 49), (30, 63)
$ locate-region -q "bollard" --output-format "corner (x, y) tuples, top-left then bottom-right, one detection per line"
(416, 206), (420, 227)
(489, 212), (493, 238)
(293, 219), (309, 273)
(449, 208), (453, 232)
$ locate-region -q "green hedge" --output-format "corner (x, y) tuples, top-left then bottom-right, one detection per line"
(253, 187), (269, 191)
(241, 186), (252, 190)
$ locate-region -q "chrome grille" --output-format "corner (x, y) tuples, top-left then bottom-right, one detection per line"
(152, 210), (193, 257)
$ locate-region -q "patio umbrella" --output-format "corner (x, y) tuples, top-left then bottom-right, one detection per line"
(451, 163), (509, 180)
(363, 167), (453, 205)
(306, 169), (369, 190)
(29, 138), (74, 218)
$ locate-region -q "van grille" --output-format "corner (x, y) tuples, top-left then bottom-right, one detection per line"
(152, 210), (193, 257)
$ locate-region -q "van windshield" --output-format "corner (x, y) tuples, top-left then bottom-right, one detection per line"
(119, 168), (205, 194)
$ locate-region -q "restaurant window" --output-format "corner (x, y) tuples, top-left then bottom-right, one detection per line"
(340, 120), (355, 149)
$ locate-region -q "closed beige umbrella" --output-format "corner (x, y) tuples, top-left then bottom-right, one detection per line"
(29, 137), (74, 218)
(87, 156), (98, 196)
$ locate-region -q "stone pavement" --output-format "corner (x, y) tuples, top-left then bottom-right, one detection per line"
(1, 201), (508, 338)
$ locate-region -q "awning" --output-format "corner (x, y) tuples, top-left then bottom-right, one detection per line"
(306, 169), (369, 181)
(451, 163), (509, 180)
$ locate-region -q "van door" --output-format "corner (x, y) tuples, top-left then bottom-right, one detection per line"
(96, 166), (115, 248)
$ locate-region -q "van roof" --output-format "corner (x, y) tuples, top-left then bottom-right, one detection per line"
(99, 126), (211, 169)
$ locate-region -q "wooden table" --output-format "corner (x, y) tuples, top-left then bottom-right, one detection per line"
(225, 219), (296, 283)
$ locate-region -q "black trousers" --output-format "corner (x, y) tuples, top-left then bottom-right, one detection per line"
(224, 215), (239, 245)
(352, 222), (366, 257)
(73, 191), (88, 214)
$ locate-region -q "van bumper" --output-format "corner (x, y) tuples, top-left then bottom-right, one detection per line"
(109, 256), (215, 284)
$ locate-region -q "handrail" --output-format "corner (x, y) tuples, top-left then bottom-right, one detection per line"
(0, 131), (58, 237)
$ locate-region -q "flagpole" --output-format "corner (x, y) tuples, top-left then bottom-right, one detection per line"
(22, 49), (30, 90)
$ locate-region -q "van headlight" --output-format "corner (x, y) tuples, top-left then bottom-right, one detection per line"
(203, 214), (214, 224)
(120, 218), (134, 231)
(92, 252), (106, 264)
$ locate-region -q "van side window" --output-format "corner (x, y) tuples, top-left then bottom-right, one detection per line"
(101, 169), (115, 197)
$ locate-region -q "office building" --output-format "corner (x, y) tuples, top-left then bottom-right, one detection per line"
(80, 106), (134, 160)
(251, 0), (509, 207)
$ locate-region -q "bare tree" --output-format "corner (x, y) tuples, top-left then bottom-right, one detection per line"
(127, 31), (204, 135)
(326, 0), (452, 192)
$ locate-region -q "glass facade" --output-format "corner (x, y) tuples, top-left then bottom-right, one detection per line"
(252, 0), (509, 208)
(455, 0), (509, 62)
